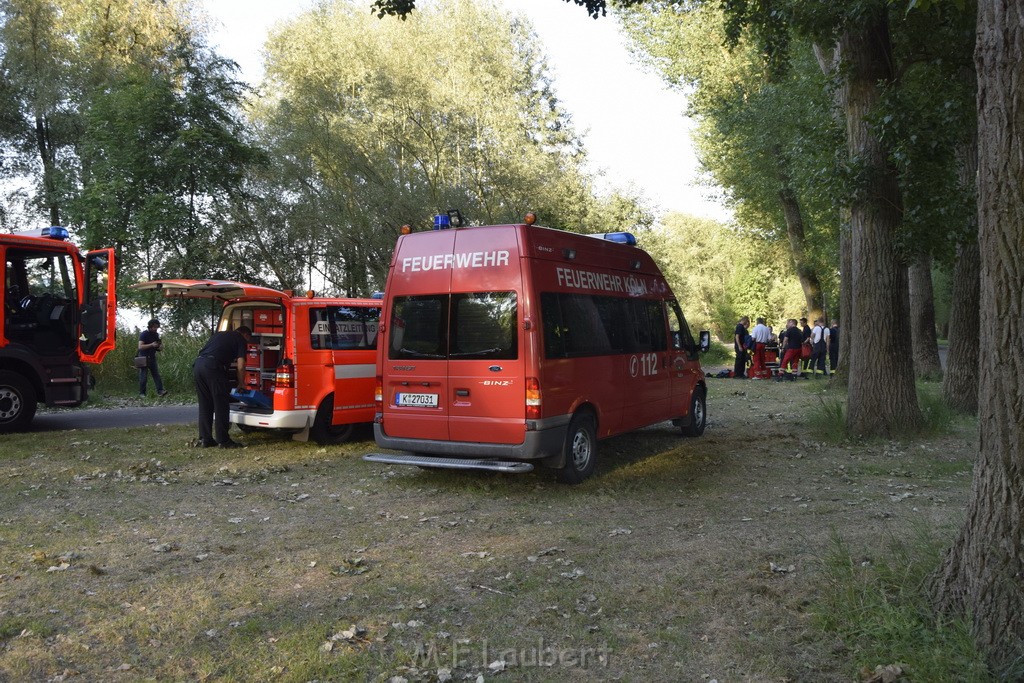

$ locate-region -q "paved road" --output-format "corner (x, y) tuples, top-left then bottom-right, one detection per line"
(31, 404), (196, 432)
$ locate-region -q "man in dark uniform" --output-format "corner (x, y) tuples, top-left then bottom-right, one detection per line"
(192, 325), (252, 448)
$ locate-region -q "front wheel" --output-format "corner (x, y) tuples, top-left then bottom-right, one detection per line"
(309, 396), (355, 445)
(0, 370), (37, 433)
(680, 388), (707, 437)
(556, 412), (597, 485)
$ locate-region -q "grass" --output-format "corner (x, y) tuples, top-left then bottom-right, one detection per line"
(814, 530), (991, 682)
(1, 376), (985, 681)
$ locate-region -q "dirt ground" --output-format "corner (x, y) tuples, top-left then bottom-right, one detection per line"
(0, 377), (975, 682)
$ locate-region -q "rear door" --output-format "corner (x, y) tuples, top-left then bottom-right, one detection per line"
(446, 228), (525, 445)
(381, 230), (457, 441)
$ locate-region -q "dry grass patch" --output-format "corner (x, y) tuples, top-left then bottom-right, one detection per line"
(1, 379), (980, 681)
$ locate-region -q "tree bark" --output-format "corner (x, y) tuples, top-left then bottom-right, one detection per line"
(942, 74), (981, 415)
(838, 6), (922, 435)
(941, 239), (980, 413)
(777, 182), (824, 322)
(908, 254), (943, 379)
(932, 0), (1024, 672)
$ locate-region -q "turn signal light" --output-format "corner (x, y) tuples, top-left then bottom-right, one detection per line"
(275, 362), (295, 388)
(525, 376), (541, 419)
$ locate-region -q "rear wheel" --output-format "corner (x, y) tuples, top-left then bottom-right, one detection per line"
(310, 396), (355, 445)
(556, 412), (597, 485)
(680, 388), (707, 437)
(0, 370), (37, 433)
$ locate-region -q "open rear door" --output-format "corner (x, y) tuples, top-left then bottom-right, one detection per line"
(79, 248), (117, 363)
(132, 279), (287, 300)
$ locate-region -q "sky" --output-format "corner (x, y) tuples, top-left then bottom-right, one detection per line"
(204, 0), (729, 222)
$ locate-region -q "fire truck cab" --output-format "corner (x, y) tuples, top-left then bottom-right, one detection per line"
(0, 227), (117, 432)
(135, 280), (381, 444)
(366, 215), (709, 484)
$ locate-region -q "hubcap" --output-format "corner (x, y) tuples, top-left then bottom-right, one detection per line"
(571, 428), (592, 469)
(0, 387), (21, 422)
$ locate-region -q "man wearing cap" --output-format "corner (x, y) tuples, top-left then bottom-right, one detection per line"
(138, 318), (168, 398)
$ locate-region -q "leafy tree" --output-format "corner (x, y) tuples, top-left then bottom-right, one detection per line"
(73, 42), (264, 303)
(619, 2), (841, 324)
(250, 0), (603, 294)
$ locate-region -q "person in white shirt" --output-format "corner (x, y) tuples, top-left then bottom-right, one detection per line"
(810, 318), (830, 377)
(750, 317), (772, 379)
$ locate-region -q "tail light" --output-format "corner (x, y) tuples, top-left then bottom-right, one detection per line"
(374, 376), (383, 410)
(525, 376), (541, 419)
(275, 361), (294, 388)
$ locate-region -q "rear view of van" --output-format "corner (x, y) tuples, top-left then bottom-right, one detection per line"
(366, 217), (708, 483)
(135, 280), (380, 444)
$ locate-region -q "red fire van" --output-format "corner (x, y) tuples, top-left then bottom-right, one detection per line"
(135, 280), (380, 444)
(365, 215), (709, 483)
(1, 227), (116, 432)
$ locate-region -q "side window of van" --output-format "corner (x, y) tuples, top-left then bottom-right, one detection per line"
(310, 306), (381, 350)
(667, 301), (696, 353)
(541, 292), (667, 358)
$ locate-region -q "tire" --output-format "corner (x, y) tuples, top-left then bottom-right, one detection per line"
(309, 396), (355, 445)
(680, 388), (707, 437)
(556, 412), (597, 485)
(0, 370), (37, 433)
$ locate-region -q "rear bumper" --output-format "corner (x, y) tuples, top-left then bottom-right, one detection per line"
(372, 414), (569, 465)
(230, 406), (314, 430)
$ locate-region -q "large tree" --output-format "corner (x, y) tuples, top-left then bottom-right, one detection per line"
(930, 0), (1024, 672)
(250, 0), (603, 293)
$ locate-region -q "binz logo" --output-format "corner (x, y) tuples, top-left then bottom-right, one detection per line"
(392, 366), (415, 371)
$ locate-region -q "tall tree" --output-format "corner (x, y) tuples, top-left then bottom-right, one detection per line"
(251, 0), (602, 294)
(931, 0), (1024, 672)
(619, 3), (840, 323)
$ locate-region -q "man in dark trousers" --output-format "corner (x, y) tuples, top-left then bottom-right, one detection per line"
(192, 325), (252, 448)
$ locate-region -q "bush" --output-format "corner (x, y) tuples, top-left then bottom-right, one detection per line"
(90, 326), (206, 397)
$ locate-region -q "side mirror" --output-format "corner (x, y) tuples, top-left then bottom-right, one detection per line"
(699, 330), (711, 353)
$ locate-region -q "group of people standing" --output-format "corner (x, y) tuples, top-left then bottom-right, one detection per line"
(733, 316), (839, 381)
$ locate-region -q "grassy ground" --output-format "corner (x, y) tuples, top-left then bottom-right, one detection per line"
(1, 377), (985, 681)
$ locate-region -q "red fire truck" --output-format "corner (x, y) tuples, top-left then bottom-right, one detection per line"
(0, 227), (117, 432)
(366, 214), (709, 483)
(134, 280), (381, 444)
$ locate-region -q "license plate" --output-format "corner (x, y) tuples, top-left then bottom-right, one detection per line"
(396, 392), (438, 408)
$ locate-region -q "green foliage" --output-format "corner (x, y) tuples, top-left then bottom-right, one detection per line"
(644, 212), (807, 340)
(249, 0), (613, 293)
(90, 326), (205, 397)
(815, 532), (990, 682)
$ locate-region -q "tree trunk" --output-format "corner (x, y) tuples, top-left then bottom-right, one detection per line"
(34, 114), (61, 226)
(942, 77), (981, 415)
(839, 6), (922, 436)
(908, 254), (943, 379)
(932, 0), (1024, 672)
(941, 239), (980, 413)
(834, 208), (853, 384)
(777, 183), (824, 322)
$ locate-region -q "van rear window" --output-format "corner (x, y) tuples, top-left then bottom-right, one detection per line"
(389, 292), (517, 360)
(309, 306), (381, 350)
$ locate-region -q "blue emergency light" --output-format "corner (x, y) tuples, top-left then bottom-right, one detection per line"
(42, 226), (70, 240)
(593, 232), (637, 246)
(433, 214), (451, 230)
